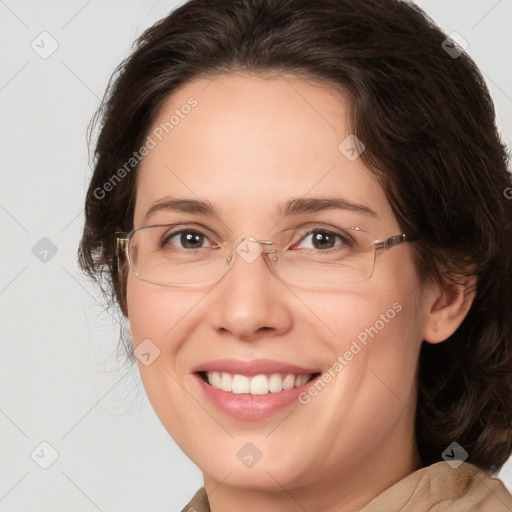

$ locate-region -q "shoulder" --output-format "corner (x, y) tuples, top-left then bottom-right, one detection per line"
(362, 461), (512, 511)
(180, 487), (210, 512)
(180, 465), (512, 511)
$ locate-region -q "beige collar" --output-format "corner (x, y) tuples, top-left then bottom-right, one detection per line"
(181, 461), (512, 511)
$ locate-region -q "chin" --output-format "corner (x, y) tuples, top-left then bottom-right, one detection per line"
(193, 438), (310, 491)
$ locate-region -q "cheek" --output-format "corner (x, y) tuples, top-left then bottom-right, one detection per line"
(125, 276), (193, 400)
(126, 276), (199, 344)
(125, 276), (198, 442)
(309, 263), (423, 404)
(313, 287), (419, 357)
(126, 278), (167, 342)
(317, 289), (421, 405)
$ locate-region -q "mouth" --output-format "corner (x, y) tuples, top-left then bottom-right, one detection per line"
(191, 359), (322, 420)
(197, 370), (320, 395)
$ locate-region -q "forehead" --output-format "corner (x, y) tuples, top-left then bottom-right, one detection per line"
(134, 72), (394, 228)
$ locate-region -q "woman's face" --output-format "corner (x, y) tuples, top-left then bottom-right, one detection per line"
(127, 73), (426, 498)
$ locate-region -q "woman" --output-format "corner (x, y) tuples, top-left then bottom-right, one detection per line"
(79, 0), (512, 509)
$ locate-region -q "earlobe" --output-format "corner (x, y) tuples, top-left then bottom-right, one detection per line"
(422, 276), (477, 344)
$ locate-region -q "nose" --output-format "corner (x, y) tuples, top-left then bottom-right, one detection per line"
(206, 237), (293, 341)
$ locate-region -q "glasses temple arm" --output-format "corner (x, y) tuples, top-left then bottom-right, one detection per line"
(374, 233), (419, 251)
(115, 235), (129, 296)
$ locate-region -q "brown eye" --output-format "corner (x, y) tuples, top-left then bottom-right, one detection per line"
(161, 230), (212, 250)
(292, 230), (351, 251)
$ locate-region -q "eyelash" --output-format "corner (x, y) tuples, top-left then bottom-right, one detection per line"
(159, 225), (353, 252)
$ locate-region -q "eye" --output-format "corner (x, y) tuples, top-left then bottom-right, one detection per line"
(291, 229), (352, 251)
(161, 229), (217, 250)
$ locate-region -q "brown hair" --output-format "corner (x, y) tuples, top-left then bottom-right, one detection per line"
(79, 0), (512, 472)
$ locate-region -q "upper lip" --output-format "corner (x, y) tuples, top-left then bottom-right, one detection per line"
(192, 359), (320, 377)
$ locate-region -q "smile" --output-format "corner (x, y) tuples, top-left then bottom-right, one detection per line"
(191, 359), (322, 420)
(201, 371), (315, 395)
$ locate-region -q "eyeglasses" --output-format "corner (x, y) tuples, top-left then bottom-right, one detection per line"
(115, 224), (417, 288)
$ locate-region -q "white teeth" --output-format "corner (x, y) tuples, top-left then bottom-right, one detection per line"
(269, 374), (283, 393)
(220, 372), (232, 392)
(250, 375), (269, 395)
(232, 374), (250, 394)
(210, 371), (222, 389)
(204, 371), (313, 394)
(283, 374), (295, 390)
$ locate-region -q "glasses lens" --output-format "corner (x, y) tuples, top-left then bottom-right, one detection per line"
(268, 227), (376, 286)
(128, 225), (376, 287)
(129, 225), (228, 286)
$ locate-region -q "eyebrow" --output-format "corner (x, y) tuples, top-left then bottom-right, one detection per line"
(278, 196), (377, 218)
(144, 197), (222, 220)
(144, 195), (377, 221)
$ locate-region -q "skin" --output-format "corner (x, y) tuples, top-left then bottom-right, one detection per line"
(126, 72), (475, 511)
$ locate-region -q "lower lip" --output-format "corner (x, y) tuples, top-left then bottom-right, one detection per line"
(195, 374), (318, 420)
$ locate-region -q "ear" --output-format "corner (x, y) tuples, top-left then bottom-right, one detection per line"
(422, 275), (477, 344)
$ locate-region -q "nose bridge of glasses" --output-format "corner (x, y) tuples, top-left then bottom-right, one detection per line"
(226, 236), (276, 266)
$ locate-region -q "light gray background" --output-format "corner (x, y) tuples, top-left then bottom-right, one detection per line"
(1, 1), (511, 510)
